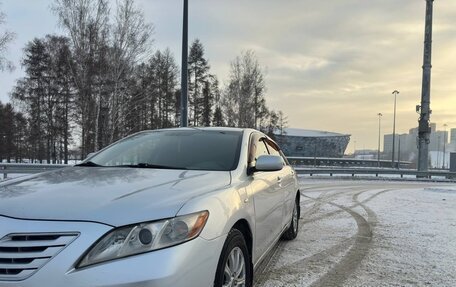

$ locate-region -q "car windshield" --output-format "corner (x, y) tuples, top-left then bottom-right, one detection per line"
(85, 129), (242, 171)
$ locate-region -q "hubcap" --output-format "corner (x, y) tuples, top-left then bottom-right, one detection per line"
(222, 247), (246, 287)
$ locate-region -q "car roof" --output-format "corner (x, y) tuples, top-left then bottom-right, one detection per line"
(137, 127), (257, 133)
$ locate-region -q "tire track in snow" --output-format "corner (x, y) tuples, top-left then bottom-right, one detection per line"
(306, 195), (373, 287)
(255, 187), (393, 286)
(302, 188), (393, 225)
(306, 189), (393, 286)
(254, 187), (370, 286)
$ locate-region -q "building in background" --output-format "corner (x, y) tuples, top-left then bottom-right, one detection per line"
(274, 128), (350, 158)
(450, 128), (456, 144)
(383, 133), (411, 159)
(449, 128), (456, 152)
(383, 123), (454, 168)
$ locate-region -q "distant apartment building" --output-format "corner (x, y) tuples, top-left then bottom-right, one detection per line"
(383, 123), (453, 166)
(451, 128), (456, 144)
(449, 128), (456, 152)
(383, 133), (411, 160)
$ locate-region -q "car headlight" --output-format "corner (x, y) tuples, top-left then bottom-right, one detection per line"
(78, 211), (209, 268)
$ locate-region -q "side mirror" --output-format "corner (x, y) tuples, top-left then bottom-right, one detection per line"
(255, 155), (284, 172)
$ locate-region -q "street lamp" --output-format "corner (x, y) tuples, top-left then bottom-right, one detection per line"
(437, 134), (441, 168)
(443, 123), (448, 169)
(353, 140), (357, 157)
(391, 90), (399, 168)
(377, 113), (383, 167)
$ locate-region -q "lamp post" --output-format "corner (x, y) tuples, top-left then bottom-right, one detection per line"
(443, 123), (448, 169)
(377, 113), (383, 167)
(180, 0), (189, 127)
(391, 90), (399, 168)
(437, 134), (441, 168)
(353, 140), (357, 157)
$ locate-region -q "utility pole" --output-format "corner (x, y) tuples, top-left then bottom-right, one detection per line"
(417, 0), (434, 172)
(180, 0), (189, 127)
(391, 90), (399, 168)
(377, 113), (383, 167)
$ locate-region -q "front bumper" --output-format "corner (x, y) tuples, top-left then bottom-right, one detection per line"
(0, 216), (226, 287)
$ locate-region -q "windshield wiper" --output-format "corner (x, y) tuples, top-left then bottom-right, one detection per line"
(75, 161), (103, 167)
(112, 163), (188, 170)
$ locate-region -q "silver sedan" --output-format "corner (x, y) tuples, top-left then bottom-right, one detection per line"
(0, 127), (300, 287)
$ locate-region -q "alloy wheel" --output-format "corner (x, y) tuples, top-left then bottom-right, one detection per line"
(222, 247), (246, 287)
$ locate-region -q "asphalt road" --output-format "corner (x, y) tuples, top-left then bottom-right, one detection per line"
(254, 179), (456, 287)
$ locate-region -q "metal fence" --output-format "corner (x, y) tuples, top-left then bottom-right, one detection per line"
(295, 167), (456, 180)
(287, 156), (412, 168)
(2, 162), (456, 181)
(1, 163), (68, 180)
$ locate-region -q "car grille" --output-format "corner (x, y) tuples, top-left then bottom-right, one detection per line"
(0, 233), (79, 281)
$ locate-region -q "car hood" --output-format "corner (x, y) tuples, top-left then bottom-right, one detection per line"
(0, 167), (231, 226)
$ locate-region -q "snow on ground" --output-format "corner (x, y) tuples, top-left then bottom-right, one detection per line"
(255, 178), (456, 287)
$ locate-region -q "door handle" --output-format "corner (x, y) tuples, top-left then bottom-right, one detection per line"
(277, 176), (282, 183)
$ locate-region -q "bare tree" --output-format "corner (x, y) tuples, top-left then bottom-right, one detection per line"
(52, 0), (110, 157)
(223, 50), (267, 128)
(107, 0), (154, 142)
(0, 2), (15, 71)
(53, 0), (154, 154)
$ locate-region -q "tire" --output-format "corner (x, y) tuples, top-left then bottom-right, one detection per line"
(281, 197), (300, 240)
(214, 229), (252, 287)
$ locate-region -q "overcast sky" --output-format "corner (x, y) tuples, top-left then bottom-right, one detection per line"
(1, 0), (455, 151)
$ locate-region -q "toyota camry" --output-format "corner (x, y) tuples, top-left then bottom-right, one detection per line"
(0, 127), (300, 287)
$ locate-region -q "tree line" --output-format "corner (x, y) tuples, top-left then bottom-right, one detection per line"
(0, 0), (285, 163)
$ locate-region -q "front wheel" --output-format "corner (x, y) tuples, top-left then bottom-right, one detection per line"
(214, 229), (252, 287)
(282, 198), (300, 240)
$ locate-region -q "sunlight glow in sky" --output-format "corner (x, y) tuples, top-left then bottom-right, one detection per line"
(1, 0), (455, 150)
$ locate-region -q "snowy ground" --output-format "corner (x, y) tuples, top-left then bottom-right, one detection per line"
(254, 178), (456, 287)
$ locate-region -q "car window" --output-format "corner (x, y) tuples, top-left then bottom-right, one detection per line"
(89, 130), (243, 171)
(256, 140), (270, 159)
(264, 140), (288, 165)
(248, 136), (270, 167)
(264, 140), (280, 157)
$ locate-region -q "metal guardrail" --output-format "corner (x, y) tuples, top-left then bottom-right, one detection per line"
(2, 163), (455, 181)
(295, 167), (456, 180)
(287, 156), (412, 168)
(1, 163), (69, 180)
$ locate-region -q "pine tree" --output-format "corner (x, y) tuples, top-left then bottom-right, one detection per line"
(212, 77), (223, 126)
(188, 39), (210, 126)
(11, 36), (75, 163)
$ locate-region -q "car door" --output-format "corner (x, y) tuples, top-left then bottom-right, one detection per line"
(248, 133), (284, 261)
(264, 139), (296, 229)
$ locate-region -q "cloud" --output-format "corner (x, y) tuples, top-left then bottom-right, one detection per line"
(1, 0), (455, 151)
